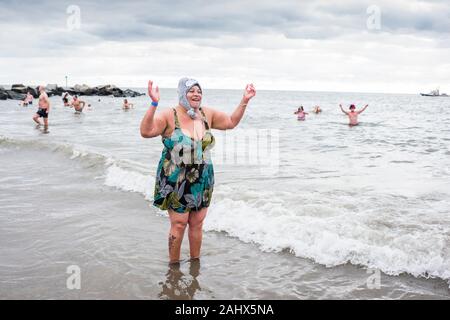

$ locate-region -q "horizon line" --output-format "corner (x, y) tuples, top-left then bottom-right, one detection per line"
(0, 83), (426, 96)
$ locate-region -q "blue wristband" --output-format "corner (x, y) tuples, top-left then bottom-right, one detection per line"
(151, 101), (158, 107)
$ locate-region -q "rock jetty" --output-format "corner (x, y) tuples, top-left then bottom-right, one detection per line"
(0, 84), (145, 100)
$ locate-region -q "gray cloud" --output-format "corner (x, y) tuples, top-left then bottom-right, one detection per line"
(0, 0), (449, 93)
(1, 0), (449, 51)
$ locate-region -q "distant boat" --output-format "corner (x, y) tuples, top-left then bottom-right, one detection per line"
(420, 88), (449, 97)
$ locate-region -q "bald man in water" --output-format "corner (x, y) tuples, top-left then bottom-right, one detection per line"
(340, 104), (368, 126)
(71, 95), (86, 113)
(33, 86), (50, 127)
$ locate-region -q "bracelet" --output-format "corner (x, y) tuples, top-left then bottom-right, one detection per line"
(151, 101), (158, 107)
(240, 99), (249, 107)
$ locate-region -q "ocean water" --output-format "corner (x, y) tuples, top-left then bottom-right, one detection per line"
(0, 88), (449, 299)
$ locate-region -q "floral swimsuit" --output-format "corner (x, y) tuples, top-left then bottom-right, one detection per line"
(153, 108), (215, 213)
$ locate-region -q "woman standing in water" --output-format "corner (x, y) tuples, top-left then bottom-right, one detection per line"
(140, 78), (256, 264)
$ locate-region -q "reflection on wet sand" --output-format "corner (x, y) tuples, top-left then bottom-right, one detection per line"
(158, 259), (201, 300)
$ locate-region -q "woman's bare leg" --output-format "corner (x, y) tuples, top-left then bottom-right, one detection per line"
(168, 210), (189, 264)
(188, 207), (208, 259)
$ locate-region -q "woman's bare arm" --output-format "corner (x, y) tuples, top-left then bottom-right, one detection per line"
(210, 100), (247, 130)
(140, 108), (167, 138)
(140, 80), (167, 138)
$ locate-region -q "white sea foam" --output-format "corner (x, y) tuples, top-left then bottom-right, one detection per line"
(69, 148), (89, 159)
(104, 164), (155, 201)
(100, 160), (450, 285)
(204, 185), (450, 285)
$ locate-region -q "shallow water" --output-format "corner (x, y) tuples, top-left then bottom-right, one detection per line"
(0, 89), (449, 299)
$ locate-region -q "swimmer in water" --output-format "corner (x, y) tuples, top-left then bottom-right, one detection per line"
(312, 105), (322, 114)
(339, 104), (368, 126)
(294, 106), (308, 121)
(20, 92), (34, 107)
(123, 99), (134, 110)
(62, 92), (72, 107)
(71, 95), (86, 113)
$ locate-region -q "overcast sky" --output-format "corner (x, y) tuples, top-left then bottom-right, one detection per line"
(1, 0), (449, 93)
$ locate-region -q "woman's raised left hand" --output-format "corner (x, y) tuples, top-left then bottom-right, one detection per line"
(243, 84), (256, 102)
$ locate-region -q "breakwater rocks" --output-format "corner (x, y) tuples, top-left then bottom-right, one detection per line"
(0, 84), (145, 100)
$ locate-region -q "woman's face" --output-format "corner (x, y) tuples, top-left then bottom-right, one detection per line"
(186, 85), (202, 109)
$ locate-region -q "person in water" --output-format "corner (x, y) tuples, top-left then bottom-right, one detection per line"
(339, 104), (369, 126)
(123, 99), (134, 110)
(33, 86), (50, 127)
(20, 92), (34, 107)
(294, 106), (308, 121)
(71, 95), (86, 113)
(140, 78), (256, 264)
(312, 105), (322, 114)
(62, 92), (72, 107)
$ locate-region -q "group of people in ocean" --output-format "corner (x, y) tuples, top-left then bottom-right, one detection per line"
(294, 103), (368, 125)
(26, 84), (370, 130)
(62, 92), (89, 112)
(27, 88), (140, 128)
(28, 87), (92, 128)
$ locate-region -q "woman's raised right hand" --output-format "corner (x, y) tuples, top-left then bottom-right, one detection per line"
(148, 80), (160, 102)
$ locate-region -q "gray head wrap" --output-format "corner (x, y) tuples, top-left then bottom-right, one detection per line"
(178, 77), (201, 119)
